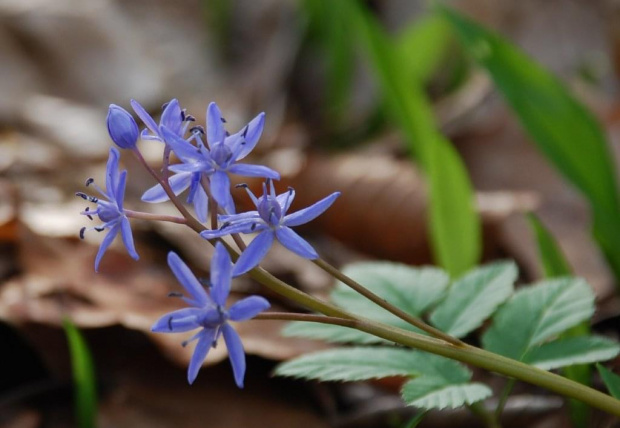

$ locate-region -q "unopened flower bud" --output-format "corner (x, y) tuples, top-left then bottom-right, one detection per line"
(107, 104), (139, 149)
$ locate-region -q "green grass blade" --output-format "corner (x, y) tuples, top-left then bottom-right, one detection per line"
(597, 364), (620, 399)
(63, 318), (97, 428)
(440, 6), (620, 283)
(345, 1), (480, 275)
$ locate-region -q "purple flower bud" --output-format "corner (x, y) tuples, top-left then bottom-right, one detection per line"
(107, 104), (139, 149)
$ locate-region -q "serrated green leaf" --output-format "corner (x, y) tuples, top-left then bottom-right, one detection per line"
(401, 379), (492, 410)
(282, 321), (387, 345)
(276, 347), (424, 382)
(440, 6), (620, 283)
(597, 364), (620, 399)
(63, 318), (97, 428)
(524, 336), (620, 370)
(332, 263), (449, 332)
(430, 261), (516, 338)
(482, 278), (594, 360)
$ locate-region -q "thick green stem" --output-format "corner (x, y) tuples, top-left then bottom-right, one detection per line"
(313, 258), (464, 346)
(256, 313), (620, 417)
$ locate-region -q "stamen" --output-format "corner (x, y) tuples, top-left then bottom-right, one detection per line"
(185, 114), (196, 122)
(242, 125), (248, 138)
(181, 339), (190, 347)
(162, 102), (169, 111)
(250, 223), (257, 231)
(85, 178), (94, 187)
(79, 227), (86, 239)
(235, 183), (248, 189)
(168, 316), (174, 331)
(225, 131), (230, 137)
(75, 192), (98, 203)
(84, 207), (93, 220)
(220, 117), (227, 123)
(190, 125), (205, 135)
(220, 222), (230, 230)
(167, 291), (183, 298)
(199, 278), (212, 288)
(94, 226), (105, 232)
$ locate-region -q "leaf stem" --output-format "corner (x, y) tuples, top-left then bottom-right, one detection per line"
(313, 258), (464, 346)
(469, 402), (502, 428)
(495, 379), (516, 418)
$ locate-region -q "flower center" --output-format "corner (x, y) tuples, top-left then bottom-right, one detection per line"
(258, 196), (282, 225)
(211, 143), (233, 167)
(97, 200), (121, 223)
(202, 304), (229, 327)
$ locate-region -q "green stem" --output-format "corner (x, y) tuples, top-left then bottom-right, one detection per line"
(470, 402), (501, 428)
(495, 379), (516, 419)
(256, 312), (620, 417)
(313, 258), (464, 346)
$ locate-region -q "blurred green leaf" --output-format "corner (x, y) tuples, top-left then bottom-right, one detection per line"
(402, 378), (491, 410)
(441, 7), (620, 283)
(524, 336), (620, 370)
(430, 261), (516, 338)
(345, 1), (481, 276)
(63, 318), (97, 428)
(482, 278), (595, 360)
(597, 364), (620, 399)
(397, 14), (452, 83)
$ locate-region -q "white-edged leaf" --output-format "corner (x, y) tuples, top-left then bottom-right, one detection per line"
(402, 379), (492, 410)
(282, 321), (388, 345)
(332, 263), (449, 332)
(482, 277), (595, 360)
(524, 336), (620, 370)
(275, 347), (424, 382)
(430, 261), (516, 337)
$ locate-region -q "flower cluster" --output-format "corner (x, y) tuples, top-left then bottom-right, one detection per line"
(81, 99), (340, 387)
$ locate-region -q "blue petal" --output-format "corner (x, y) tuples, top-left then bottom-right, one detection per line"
(229, 296), (270, 321)
(277, 189), (295, 214)
(120, 217), (139, 260)
(211, 171), (235, 214)
(206, 102), (225, 146)
(167, 252), (210, 307)
(227, 164), (280, 180)
(131, 99), (160, 137)
(210, 242), (232, 306)
(142, 172), (192, 203)
(161, 126), (202, 164)
(283, 192), (340, 227)
(151, 307), (204, 333)
(232, 230), (274, 276)
(169, 162), (207, 174)
(115, 170), (127, 211)
(188, 329), (216, 384)
(235, 112), (265, 160)
(94, 223), (120, 272)
(107, 104), (138, 149)
(200, 228), (229, 240)
(275, 227), (318, 259)
(105, 147), (121, 203)
(222, 324), (246, 388)
(193, 185), (209, 223)
(218, 211), (260, 224)
(161, 99), (183, 136)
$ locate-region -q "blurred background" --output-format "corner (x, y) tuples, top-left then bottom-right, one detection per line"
(1, 0), (620, 427)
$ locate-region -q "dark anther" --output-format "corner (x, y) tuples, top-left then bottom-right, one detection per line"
(220, 117), (227, 123)
(79, 227), (86, 239)
(190, 125), (205, 135)
(242, 126), (248, 138)
(250, 223), (257, 231)
(84, 207), (93, 220)
(225, 152), (233, 163)
(225, 131), (230, 137)
(161, 102), (169, 111)
(180, 110), (186, 121)
(288, 187), (294, 194)
(212, 340), (218, 348)
(168, 316), (174, 331)
(75, 192), (98, 203)
(94, 226), (105, 232)
(181, 340), (189, 348)
(199, 278), (212, 288)
(235, 183), (248, 189)
(185, 114), (196, 122)
(85, 178), (94, 187)
(167, 291), (183, 298)
(220, 222), (230, 230)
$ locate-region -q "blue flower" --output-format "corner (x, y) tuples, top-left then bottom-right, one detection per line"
(77, 147), (139, 271)
(130, 98), (192, 142)
(201, 180), (340, 276)
(144, 102), (280, 215)
(151, 243), (270, 387)
(107, 104), (139, 149)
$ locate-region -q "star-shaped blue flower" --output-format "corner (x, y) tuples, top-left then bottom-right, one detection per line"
(130, 98), (191, 142)
(150, 102), (280, 215)
(152, 243), (270, 387)
(201, 180), (340, 276)
(77, 147), (139, 271)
